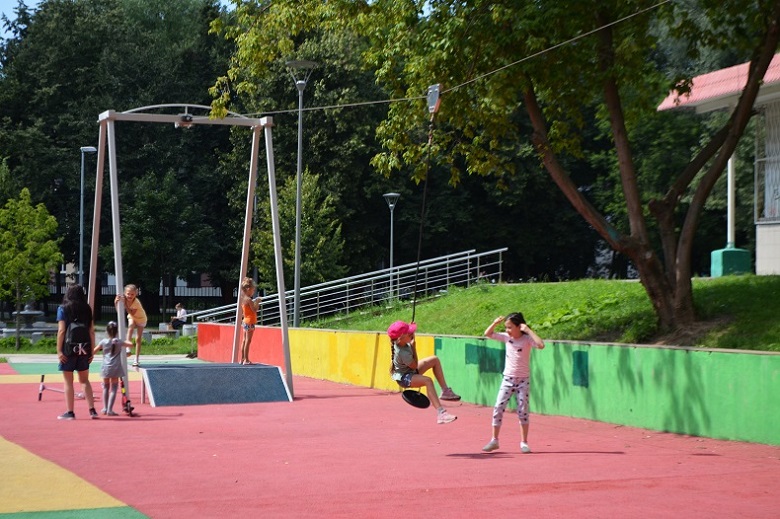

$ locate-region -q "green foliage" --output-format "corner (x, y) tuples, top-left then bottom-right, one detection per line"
(113, 170), (216, 312)
(313, 276), (780, 351)
(0, 335), (32, 351)
(0, 188), (62, 349)
(141, 335), (198, 356)
(0, 331), (197, 355)
(0, 0), (235, 298)
(253, 171), (347, 292)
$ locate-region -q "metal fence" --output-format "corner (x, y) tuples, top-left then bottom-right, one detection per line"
(191, 248), (507, 326)
(36, 283), (224, 322)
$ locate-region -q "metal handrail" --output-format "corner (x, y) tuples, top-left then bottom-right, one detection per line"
(195, 248), (507, 327)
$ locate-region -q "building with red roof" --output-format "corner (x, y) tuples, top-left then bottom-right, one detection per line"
(658, 54), (780, 275)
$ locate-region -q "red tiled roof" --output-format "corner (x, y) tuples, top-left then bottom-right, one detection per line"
(658, 53), (780, 111)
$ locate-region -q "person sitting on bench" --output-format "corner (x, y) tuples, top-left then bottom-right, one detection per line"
(170, 303), (187, 330)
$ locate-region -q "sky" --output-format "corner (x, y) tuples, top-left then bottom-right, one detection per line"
(0, 0), (38, 34)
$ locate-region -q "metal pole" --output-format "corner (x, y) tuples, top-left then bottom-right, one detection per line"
(287, 59), (316, 328)
(383, 193), (400, 300)
(263, 119), (294, 398)
(294, 81), (304, 327)
(79, 151), (85, 287)
(79, 146), (97, 287)
(389, 205), (394, 298)
(727, 156), (736, 248)
(232, 126), (262, 364)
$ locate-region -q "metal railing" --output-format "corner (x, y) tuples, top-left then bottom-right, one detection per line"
(194, 248), (507, 327)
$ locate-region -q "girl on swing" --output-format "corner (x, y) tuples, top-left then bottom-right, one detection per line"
(388, 320), (459, 424)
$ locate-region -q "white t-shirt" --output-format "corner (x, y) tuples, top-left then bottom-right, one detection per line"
(488, 332), (541, 378)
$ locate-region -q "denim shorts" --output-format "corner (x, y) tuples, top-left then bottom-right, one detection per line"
(397, 372), (416, 388)
(242, 323), (255, 330)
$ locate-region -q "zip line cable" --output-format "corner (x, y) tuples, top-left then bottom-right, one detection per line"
(441, 0), (672, 95)
(239, 0), (671, 118)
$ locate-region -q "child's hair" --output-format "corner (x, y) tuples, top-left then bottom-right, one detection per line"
(241, 277), (255, 291)
(506, 312), (526, 326)
(124, 284), (138, 294)
(388, 338), (395, 375)
(106, 321), (118, 338)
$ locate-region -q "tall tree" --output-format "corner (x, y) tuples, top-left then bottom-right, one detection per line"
(253, 171), (346, 293)
(211, 21), (391, 280)
(110, 170), (215, 316)
(0, 0), (239, 308)
(0, 188), (62, 349)
(215, 0), (779, 331)
(212, 1), (603, 285)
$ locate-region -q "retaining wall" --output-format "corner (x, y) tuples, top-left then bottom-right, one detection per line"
(197, 322), (780, 445)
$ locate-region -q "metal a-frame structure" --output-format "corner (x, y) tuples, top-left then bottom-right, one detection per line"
(85, 104), (294, 399)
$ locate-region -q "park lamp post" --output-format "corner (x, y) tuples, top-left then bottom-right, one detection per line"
(383, 192), (400, 300)
(79, 146), (98, 287)
(286, 59), (317, 327)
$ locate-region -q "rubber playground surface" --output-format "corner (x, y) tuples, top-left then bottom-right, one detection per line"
(1, 355), (778, 518)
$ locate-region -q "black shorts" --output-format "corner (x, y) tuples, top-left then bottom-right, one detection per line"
(59, 355), (91, 373)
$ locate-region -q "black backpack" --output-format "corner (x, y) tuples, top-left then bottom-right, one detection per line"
(63, 312), (91, 356)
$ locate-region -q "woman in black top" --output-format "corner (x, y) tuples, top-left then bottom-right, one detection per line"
(56, 284), (98, 420)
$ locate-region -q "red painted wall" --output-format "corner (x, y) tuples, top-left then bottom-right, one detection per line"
(197, 323), (284, 367)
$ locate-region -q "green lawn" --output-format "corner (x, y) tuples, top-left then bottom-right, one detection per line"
(0, 334), (198, 357)
(3, 274), (778, 358)
(308, 274), (780, 351)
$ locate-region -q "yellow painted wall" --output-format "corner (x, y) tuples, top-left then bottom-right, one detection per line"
(286, 329), (436, 394)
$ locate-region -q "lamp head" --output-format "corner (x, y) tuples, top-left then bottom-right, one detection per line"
(80, 146), (97, 153)
(383, 192), (400, 210)
(175, 113), (194, 129)
(286, 59), (318, 85)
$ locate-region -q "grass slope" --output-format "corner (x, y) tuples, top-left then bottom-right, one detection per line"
(311, 275), (780, 351)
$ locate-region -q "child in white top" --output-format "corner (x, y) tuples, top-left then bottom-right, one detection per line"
(482, 313), (545, 453)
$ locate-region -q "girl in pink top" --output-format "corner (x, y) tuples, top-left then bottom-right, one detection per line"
(482, 312), (545, 454)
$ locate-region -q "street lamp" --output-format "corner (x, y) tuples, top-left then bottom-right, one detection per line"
(79, 146), (97, 287)
(383, 192), (400, 300)
(286, 59), (317, 327)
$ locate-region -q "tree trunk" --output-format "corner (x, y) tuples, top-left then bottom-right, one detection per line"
(524, 78), (691, 333)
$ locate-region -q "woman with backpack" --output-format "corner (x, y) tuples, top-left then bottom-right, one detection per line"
(56, 284), (98, 420)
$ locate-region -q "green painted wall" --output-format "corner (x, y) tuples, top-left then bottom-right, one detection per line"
(203, 324), (780, 445)
(434, 337), (780, 445)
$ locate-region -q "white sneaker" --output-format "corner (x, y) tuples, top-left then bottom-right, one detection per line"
(520, 442), (531, 453)
(437, 410), (457, 424)
(482, 439), (499, 452)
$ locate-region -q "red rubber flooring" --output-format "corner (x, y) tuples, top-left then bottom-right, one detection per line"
(1, 375), (779, 518)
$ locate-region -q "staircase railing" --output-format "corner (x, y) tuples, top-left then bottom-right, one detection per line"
(192, 248), (507, 327)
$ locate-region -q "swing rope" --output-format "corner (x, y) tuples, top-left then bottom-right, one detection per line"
(410, 93), (439, 323)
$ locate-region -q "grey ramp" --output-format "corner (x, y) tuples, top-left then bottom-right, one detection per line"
(142, 363), (292, 406)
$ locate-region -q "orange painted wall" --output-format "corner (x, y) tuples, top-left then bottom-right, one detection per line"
(197, 323), (284, 366)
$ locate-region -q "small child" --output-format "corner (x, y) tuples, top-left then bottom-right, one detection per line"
(239, 277), (261, 365)
(114, 284), (147, 367)
(93, 321), (132, 416)
(388, 320), (460, 424)
(482, 313), (545, 453)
